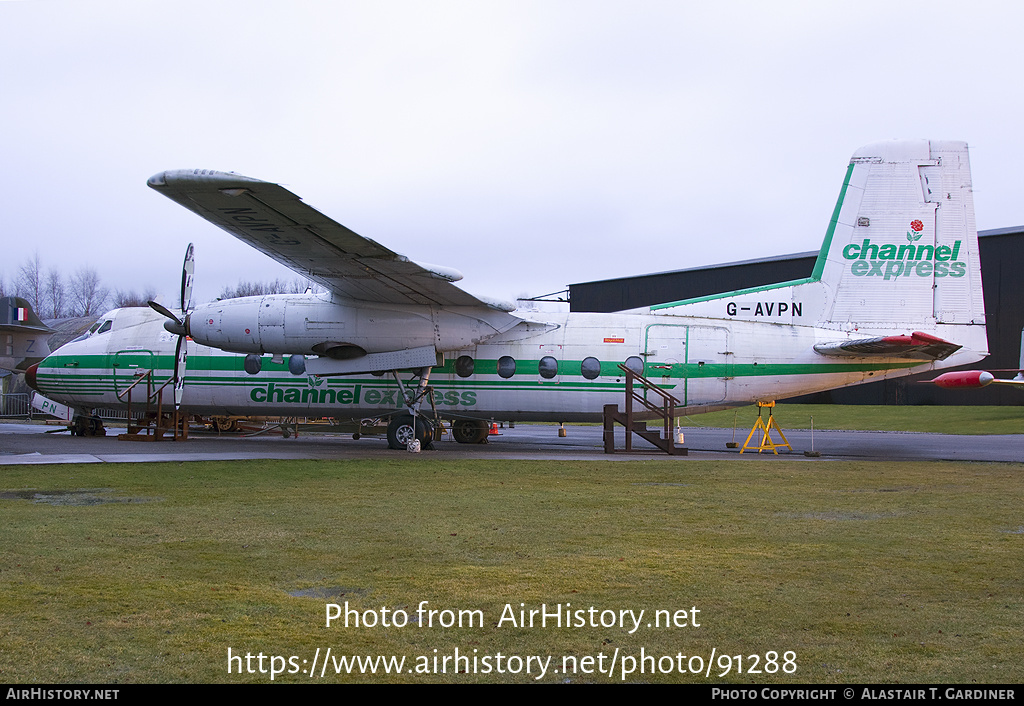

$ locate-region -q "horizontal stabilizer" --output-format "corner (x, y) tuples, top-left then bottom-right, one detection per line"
(32, 392), (72, 421)
(814, 331), (961, 360)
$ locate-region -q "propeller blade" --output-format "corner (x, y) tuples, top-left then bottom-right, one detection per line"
(148, 300), (181, 325)
(173, 335), (188, 410)
(148, 300), (187, 337)
(181, 243), (195, 313)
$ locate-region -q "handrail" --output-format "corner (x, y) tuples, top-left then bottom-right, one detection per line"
(115, 370), (152, 400)
(617, 363), (680, 412)
(114, 368), (186, 441)
(604, 364), (685, 454)
(116, 369), (174, 404)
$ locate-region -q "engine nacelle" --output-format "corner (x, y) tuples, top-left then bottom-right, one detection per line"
(184, 293), (516, 357)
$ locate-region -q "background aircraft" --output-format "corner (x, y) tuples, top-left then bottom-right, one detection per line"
(27, 139), (989, 449)
(0, 297), (51, 373)
(929, 327), (1024, 389)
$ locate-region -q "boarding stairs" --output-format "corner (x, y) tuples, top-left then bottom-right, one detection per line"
(115, 369), (188, 441)
(603, 364), (686, 455)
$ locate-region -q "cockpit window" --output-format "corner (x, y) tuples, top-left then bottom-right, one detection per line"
(88, 322), (101, 334)
(97, 320), (113, 334)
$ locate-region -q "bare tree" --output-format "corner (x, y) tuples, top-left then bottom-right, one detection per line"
(69, 267), (110, 317)
(219, 277), (314, 300)
(44, 268), (66, 318)
(15, 253), (43, 311)
(113, 287), (157, 308)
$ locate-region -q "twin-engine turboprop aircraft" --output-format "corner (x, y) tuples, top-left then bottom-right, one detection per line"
(26, 139), (990, 449)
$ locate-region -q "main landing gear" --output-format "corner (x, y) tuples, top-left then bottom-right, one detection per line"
(451, 418), (489, 444)
(381, 365), (491, 450)
(386, 413), (434, 451)
(71, 414), (106, 437)
(385, 366), (437, 451)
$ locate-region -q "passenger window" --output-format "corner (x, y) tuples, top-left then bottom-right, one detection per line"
(624, 356), (644, 375)
(581, 356), (601, 380)
(497, 356), (516, 379)
(538, 356), (557, 379)
(455, 355), (475, 378)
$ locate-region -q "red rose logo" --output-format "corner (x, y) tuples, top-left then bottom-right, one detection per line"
(910, 220), (924, 232)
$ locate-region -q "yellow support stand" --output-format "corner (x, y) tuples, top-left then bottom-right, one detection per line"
(739, 401), (792, 454)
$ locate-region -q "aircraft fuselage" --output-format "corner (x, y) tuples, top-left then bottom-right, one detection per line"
(29, 300), (980, 423)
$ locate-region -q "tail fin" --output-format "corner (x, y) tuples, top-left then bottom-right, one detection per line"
(653, 140), (986, 355)
(815, 139), (984, 330)
(0, 297), (52, 372)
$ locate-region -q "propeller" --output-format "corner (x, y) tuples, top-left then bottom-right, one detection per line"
(148, 243), (195, 410)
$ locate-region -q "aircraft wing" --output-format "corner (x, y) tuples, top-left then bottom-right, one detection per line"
(148, 170), (512, 310)
(814, 331), (961, 361)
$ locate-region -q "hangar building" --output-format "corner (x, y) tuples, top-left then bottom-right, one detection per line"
(568, 227), (1024, 406)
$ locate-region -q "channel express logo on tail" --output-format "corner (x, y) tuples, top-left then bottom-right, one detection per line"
(843, 220), (967, 280)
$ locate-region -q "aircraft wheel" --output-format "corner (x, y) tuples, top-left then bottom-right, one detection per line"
(452, 419), (489, 444)
(88, 417), (106, 437)
(213, 417), (237, 433)
(387, 414), (431, 450)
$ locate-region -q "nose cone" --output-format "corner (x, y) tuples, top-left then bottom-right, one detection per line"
(163, 318), (187, 337)
(929, 370), (994, 388)
(25, 363), (39, 392)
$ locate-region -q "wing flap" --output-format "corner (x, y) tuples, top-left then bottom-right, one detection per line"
(814, 331), (962, 361)
(148, 170), (497, 308)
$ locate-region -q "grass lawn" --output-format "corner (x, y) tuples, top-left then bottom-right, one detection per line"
(1, 457), (1021, 683)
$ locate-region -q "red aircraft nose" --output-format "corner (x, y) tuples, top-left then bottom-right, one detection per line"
(25, 363), (39, 392)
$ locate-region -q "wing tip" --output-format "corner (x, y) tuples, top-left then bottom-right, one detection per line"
(148, 169), (268, 191)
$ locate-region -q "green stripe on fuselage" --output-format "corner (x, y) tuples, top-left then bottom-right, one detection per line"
(37, 353), (919, 387)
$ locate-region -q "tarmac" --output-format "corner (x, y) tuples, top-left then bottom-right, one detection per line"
(0, 420), (1020, 464)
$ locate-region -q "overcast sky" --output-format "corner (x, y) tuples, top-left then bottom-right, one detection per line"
(2, 0), (1022, 307)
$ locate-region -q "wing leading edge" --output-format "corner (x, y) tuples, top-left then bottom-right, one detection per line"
(148, 170), (512, 310)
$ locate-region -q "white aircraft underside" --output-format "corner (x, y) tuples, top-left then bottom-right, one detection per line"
(27, 139), (990, 440)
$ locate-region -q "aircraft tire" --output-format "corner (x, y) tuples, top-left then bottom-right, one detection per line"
(452, 419), (489, 444)
(387, 414), (431, 450)
(212, 417), (237, 433)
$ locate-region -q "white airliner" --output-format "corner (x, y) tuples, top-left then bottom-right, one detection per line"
(25, 139), (989, 448)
